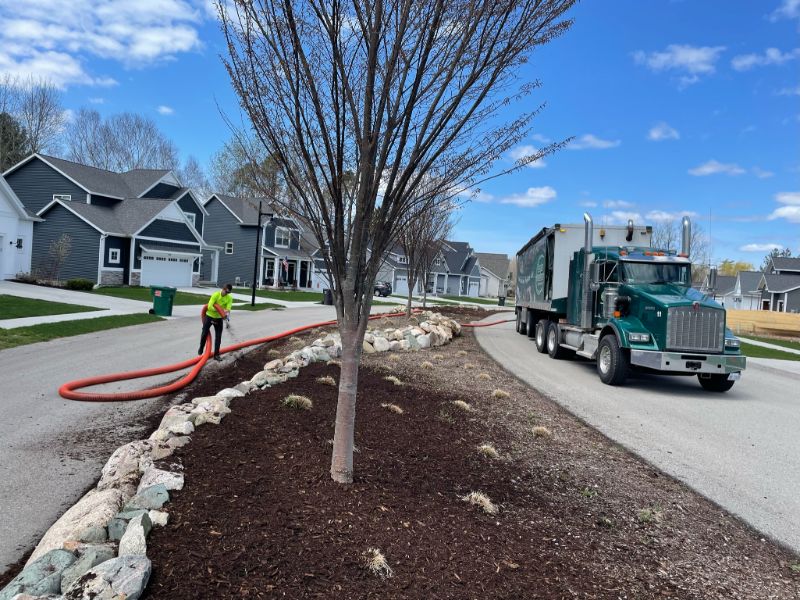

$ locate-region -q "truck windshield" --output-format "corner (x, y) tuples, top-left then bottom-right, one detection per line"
(621, 261), (691, 285)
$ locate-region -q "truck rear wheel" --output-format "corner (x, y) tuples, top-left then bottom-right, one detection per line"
(535, 320), (548, 353)
(697, 374), (735, 392)
(547, 322), (570, 359)
(516, 310), (527, 335)
(597, 335), (629, 385)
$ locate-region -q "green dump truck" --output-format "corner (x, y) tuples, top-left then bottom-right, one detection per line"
(514, 214), (745, 392)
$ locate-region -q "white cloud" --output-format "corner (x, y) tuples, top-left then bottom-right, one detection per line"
(579, 200), (598, 207)
(605, 211), (643, 224)
(770, 0), (800, 21)
(739, 243), (782, 252)
(777, 85), (800, 96)
(602, 200), (634, 209)
(731, 47), (800, 71)
(646, 210), (699, 223)
(752, 167), (774, 179)
(0, 0), (205, 88)
(568, 134), (621, 150)
(530, 133), (551, 144)
(776, 191), (800, 205)
(88, 97), (105, 104)
(648, 122), (680, 141)
(633, 44), (725, 86)
(509, 145), (546, 169)
(499, 186), (557, 208)
(688, 159), (746, 176)
(157, 105), (175, 115)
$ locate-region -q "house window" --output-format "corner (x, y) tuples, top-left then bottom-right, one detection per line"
(15, 238), (23, 250)
(397, 256), (408, 264)
(433, 258), (442, 266)
(184, 212), (196, 227)
(275, 227), (291, 248)
(108, 248), (120, 264)
(53, 194), (71, 202)
(225, 242), (234, 255)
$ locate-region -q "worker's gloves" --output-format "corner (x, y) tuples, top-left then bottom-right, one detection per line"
(225, 315), (231, 329)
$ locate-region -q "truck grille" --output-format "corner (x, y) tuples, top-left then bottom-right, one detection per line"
(666, 306), (725, 353)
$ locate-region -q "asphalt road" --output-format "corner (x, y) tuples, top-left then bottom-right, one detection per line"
(475, 319), (800, 554)
(0, 304), (344, 573)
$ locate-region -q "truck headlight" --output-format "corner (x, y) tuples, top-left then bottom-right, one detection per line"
(724, 338), (740, 349)
(629, 332), (651, 343)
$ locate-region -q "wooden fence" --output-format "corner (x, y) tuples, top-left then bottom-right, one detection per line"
(726, 309), (800, 337)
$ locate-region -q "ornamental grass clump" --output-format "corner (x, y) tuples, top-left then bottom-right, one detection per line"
(456, 350), (468, 357)
(316, 375), (336, 386)
(384, 375), (403, 386)
(477, 443), (499, 459)
(380, 403), (404, 415)
(492, 389), (510, 400)
(532, 426), (552, 438)
(462, 491), (499, 515)
(421, 361), (434, 370)
(364, 548), (393, 579)
(451, 400), (474, 412)
(477, 372), (491, 381)
(388, 354), (402, 362)
(282, 394), (312, 410)
(463, 363), (476, 370)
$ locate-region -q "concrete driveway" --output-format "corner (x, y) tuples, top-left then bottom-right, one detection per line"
(474, 319), (800, 554)
(0, 304), (346, 573)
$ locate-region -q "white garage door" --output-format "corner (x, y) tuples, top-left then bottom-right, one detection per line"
(394, 275), (408, 296)
(141, 255), (193, 287)
(468, 281), (480, 297)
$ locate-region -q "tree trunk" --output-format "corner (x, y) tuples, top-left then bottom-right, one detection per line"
(330, 319), (362, 483)
(406, 284), (413, 317)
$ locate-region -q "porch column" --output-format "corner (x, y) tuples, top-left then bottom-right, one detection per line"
(274, 257), (280, 288)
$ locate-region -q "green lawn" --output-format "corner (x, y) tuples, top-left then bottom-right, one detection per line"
(232, 302), (285, 311)
(92, 287), (211, 305)
(440, 295), (508, 306)
(740, 342), (800, 362)
(233, 288), (323, 302)
(0, 313), (163, 350)
(1, 294), (104, 320)
(743, 335), (800, 353)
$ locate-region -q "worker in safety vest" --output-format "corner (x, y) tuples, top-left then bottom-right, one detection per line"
(198, 283), (234, 361)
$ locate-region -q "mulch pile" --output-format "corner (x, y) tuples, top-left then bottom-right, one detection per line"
(142, 308), (800, 599)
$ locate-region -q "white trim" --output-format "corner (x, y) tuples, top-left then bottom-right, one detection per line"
(136, 235), (200, 246)
(137, 171), (180, 199)
(275, 226), (292, 248)
(37, 199), (108, 234)
(183, 211), (196, 228)
(100, 267), (124, 272)
(132, 199), (206, 246)
(225, 241), (234, 255)
(140, 245), (202, 258)
(108, 248), (121, 264)
(97, 234), (107, 284)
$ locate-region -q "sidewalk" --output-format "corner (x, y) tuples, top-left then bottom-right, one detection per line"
(739, 336), (800, 356)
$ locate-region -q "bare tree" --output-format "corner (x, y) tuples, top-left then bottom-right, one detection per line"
(761, 247), (792, 272)
(17, 78), (65, 154)
(63, 109), (179, 171)
(651, 218), (709, 283)
(219, 0), (575, 483)
(398, 195), (455, 314)
(178, 155), (213, 198)
(210, 134), (284, 199)
(46, 234), (72, 282)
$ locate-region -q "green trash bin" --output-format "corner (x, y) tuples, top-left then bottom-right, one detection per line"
(150, 286), (177, 316)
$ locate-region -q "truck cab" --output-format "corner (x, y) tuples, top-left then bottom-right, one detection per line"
(515, 215), (745, 392)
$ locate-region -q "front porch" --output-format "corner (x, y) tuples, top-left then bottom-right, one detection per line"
(260, 254), (316, 290)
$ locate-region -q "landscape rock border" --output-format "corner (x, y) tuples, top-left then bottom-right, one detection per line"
(0, 310), (462, 600)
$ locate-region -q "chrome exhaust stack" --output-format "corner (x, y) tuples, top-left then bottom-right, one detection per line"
(681, 216), (691, 257)
(582, 213), (594, 329)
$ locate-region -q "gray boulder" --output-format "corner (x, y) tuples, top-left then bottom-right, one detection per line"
(96, 441), (153, 493)
(123, 484), (169, 512)
(118, 513), (151, 557)
(215, 388), (244, 400)
(372, 337), (390, 352)
(137, 467), (183, 493)
(60, 546), (115, 594)
(0, 550), (75, 599)
(417, 334), (431, 349)
(107, 510), (147, 542)
(62, 556), (151, 600)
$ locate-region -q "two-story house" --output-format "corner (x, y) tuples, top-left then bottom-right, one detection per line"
(0, 176), (39, 280)
(2, 154), (211, 287)
(759, 256), (800, 312)
(202, 194), (322, 289)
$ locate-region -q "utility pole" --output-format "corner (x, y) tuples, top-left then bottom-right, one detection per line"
(251, 201), (268, 306)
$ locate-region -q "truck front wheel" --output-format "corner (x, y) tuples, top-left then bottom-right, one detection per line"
(697, 374), (735, 392)
(597, 335), (629, 385)
(535, 321), (548, 353)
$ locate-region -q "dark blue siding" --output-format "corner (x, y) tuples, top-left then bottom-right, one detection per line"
(145, 182), (182, 199)
(6, 157), (87, 215)
(33, 205), (100, 281)
(139, 219), (197, 242)
(177, 194), (204, 236)
(104, 235), (129, 269)
(202, 197), (258, 285)
(264, 222), (299, 251)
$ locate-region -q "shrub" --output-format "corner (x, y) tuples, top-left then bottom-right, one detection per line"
(462, 491), (498, 515)
(14, 271), (37, 284)
(282, 394), (312, 410)
(316, 375), (336, 386)
(421, 361), (434, 370)
(456, 350), (467, 357)
(364, 548), (393, 579)
(451, 400), (473, 412)
(532, 426), (552, 438)
(492, 389), (510, 400)
(477, 443), (499, 459)
(637, 508), (662, 524)
(384, 375), (403, 386)
(463, 363), (475, 370)
(65, 278), (95, 291)
(388, 354), (402, 362)
(477, 373), (491, 381)
(380, 402), (404, 414)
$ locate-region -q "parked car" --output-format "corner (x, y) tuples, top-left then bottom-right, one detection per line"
(374, 281), (392, 297)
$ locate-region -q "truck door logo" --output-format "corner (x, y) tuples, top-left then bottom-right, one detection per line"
(534, 254), (545, 297)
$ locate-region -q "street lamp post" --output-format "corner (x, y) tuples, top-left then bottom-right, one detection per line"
(251, 201), (268, 306)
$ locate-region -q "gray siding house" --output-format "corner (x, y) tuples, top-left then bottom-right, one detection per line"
(203, 194), (323, 289)
(756, 257), (800, 312)
(3, 154), (211, 286)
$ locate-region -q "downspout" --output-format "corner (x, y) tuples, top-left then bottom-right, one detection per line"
(581, 213), (593, 329)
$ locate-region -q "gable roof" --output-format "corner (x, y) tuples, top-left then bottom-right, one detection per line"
(771, 256), (800, 273)
(207, 193), (269, 225)
(120, 169), (172, 197)
(760, 273), (800, 293)
(475, 252), (510, 280)
(737, 271), (763, 294)
(711, 275), (736, 296)
(39, 198), (176, 236)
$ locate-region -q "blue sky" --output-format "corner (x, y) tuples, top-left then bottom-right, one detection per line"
(0, 0), (797, 265)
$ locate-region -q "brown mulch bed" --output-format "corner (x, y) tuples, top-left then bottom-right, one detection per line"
(141, 307), (800, 599)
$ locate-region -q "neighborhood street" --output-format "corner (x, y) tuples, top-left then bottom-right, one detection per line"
(0, 303), (344, 573)
(475, 320), (800, 554)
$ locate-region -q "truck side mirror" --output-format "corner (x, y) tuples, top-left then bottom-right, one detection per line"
(590, 261), (601, 290)
(708, 267), (717, 293)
